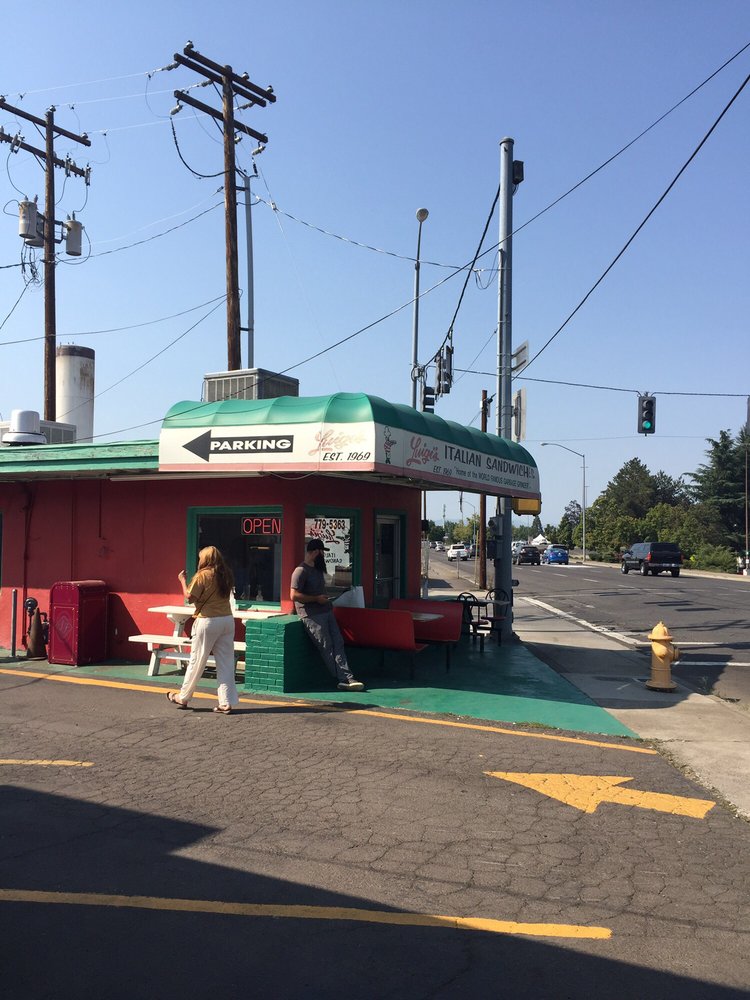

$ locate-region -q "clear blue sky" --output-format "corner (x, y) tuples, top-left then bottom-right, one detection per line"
(1, 1), (748, 526)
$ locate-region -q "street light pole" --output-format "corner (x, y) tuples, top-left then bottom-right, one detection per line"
(411, 208), (429, 408)
(541, 442), (587, 563)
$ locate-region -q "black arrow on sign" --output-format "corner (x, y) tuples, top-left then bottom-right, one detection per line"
(182, 432), (294, 462)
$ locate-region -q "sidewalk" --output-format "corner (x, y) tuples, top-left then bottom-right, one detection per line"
(428, 571), (750, 821)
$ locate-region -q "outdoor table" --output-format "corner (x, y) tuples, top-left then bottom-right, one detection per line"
(147, 604), (283, 638)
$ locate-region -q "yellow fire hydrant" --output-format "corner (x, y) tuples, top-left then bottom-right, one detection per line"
(646, 621), (679, 691)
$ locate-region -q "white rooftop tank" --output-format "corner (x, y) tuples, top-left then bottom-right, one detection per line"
(56, 345), (95, 443)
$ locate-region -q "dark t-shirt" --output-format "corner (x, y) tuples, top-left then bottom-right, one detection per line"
(290, 563), (330, 619)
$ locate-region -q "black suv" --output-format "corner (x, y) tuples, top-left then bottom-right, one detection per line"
(621, 542), (682, 577)
(514, 545), (541, 566)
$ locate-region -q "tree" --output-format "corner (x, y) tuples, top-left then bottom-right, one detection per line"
(602, 458), (656, 519)
(652, 470), (688, 507)
(427, 521), (444, 543)
(557, 499), (582, 548)
(689, 428), (748, 552)
(530, 515), (543, 537)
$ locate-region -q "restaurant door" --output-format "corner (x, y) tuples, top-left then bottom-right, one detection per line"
(374, 514), (402, 606)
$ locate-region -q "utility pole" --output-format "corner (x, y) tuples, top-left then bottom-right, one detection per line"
(241, 167), (256, 369)
(495, 138), (522, 639)
(0, 99), (90, 420)
(478, 389), (491, 591)
(173, 42), (275, 370)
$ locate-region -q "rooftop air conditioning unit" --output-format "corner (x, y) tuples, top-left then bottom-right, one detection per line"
(203, 368), (300, 403)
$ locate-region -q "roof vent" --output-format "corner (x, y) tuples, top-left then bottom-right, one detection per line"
(1, 409), (48, 446)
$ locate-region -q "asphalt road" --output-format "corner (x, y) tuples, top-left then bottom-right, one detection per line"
(508, 560), (750, 707)
(430, 550), (750, 707)
(1, 659), (749, 997)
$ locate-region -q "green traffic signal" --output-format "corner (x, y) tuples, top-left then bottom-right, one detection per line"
(638, 394), (656, 435)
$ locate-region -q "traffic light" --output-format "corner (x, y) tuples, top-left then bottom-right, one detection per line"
(638, 394), (656, 435)
(421, 384), (435, 413)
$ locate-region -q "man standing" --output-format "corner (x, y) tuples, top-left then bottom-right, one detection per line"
(290, 539), (365, 691)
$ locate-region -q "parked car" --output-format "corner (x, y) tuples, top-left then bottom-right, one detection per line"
(621, 542), (682, 577)
(513, 545), (540, 566)
(435, 542), (445, 552)
(542, 544), (569, 565)
(447, 544), (468, 561)
(466, 542), (477, 557)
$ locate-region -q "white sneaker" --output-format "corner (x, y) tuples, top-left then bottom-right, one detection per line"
(337, 680), (365, 691)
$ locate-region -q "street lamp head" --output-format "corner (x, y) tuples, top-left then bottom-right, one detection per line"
(416, 208), (429, 223)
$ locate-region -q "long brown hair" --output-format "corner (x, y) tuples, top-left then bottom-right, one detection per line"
(190, 546), (234, 598)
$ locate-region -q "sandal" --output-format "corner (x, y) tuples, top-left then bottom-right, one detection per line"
(213, 705), (232, 715)
(167, 691), (189, 709)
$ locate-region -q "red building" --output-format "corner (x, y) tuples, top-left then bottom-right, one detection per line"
(0, 393), (540, 661)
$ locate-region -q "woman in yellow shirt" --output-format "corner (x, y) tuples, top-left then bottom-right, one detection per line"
(167, 546), (239, 714)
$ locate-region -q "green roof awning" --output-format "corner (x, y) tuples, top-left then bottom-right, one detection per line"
(160, 393), (540, 501)
(0, 440), (159, 479)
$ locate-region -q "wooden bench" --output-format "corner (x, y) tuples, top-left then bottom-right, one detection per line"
(332, 607), (428, 680)
(128, 633), (246, 677)
(388, 599), (462, 670)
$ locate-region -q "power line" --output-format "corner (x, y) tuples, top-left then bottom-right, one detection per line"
(0, 282), (29, 332)
(523, 68), (750, 373)
(88, 202), (222, 258)
(0, 293), (227, 347)
(79, 297), (226, 412)
(456, 368), (748, 398)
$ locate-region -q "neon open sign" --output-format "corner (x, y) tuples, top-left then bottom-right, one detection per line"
(242, 516), (282, 536)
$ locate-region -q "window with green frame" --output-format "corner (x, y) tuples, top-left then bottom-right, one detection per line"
(304, 506), (360, 602)
(188, 507), (283, 606)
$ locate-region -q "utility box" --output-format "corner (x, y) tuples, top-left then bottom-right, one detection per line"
(48, 580), (108, 666)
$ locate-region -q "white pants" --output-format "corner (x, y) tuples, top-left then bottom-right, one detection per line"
(178, 615), (239, 708)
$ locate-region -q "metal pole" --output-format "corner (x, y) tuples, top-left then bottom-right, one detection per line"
(242, 170), (255, 370)
(541, 442), (586, 561)
(11, 588), (18, 658)
(495, 139), (514, 640)
(44, 110), (56, 420)
(479, 389), (488, 591)
(745, 441), (748, 575)
(581, 456), (587, 563)
(411, 209), (428, 408)
(581, 454), (587, 563)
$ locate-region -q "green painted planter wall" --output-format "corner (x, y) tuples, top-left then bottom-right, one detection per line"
(244, 615), (330, 693)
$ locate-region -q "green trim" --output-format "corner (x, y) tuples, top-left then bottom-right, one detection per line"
(0, 440), (158, 476)
(373, 509), (408, 607)
(305, 504), (361, 587)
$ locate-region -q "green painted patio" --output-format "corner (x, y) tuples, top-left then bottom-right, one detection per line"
(1, 629), (634, 738)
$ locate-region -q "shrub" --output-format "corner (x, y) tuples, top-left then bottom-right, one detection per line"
(690, 544), (737, 573)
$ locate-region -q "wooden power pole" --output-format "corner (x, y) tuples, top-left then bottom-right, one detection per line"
(0, 99), (90, 420)
(172, 42), (276, 371)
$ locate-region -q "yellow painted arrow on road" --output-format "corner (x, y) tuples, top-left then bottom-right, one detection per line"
(486, 772), (715, 818)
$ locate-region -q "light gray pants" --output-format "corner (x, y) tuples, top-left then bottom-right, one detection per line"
(302, 614), (354, 684)
(178, 615), (239, 708)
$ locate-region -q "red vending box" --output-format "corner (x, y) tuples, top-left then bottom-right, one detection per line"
(48, 581), (108, 666)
